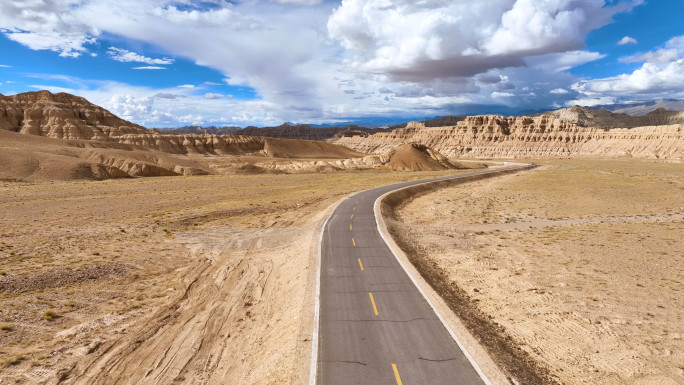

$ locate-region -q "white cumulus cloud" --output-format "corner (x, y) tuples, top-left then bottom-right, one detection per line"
(152, 5), (257, 28)
(108, 48), (174, 65)
(573, 59), (684, 95)
(108, 94), (154, 121)
(2, 0), (666, 124)
(0, 0), (99, 57)
(618, 36), (638, 45)
(270, 0), (323, 5)
(566, 96), (616, 107)
(574, 35), (684, 99)
(133, 66), (167, 70)
(327, 0), (637, 81)
(204, 92), (224, 99)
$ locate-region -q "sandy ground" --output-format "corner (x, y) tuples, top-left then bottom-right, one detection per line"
(394, 159), (684, 385)
(0, 169), (468, 384)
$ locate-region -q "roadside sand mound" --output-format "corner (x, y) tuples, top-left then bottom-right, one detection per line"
(384, 143), (462, 171)
(263, 137), (364, 159)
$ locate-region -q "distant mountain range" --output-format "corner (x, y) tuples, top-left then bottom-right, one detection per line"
(593, 99), (684, 116)
(545, 105), (684, 128)
(3, 90), (683, 143)
(159, 100), (684, 138)
(160, 115), (473, 140)
(161, 124), (395, 141)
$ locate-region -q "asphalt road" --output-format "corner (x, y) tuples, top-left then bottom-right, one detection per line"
(314, 166), (533, 385)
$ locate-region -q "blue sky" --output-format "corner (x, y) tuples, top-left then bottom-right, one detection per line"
(1, 0), (683, 127)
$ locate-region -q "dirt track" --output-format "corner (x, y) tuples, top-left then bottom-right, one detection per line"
(67, 224), (320, 385)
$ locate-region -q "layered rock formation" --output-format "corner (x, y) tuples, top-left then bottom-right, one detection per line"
(331, 116), (684, 160)
(0, 91), (148, 139)
(116, 134), (266, 155)
(243, 143), (464, 173)
(115, 134), (363, 159)
(4, 90), (682, 173)
(0, 129), (211, 181)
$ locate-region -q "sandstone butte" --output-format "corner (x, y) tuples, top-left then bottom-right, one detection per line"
(0, 91), (274, 155)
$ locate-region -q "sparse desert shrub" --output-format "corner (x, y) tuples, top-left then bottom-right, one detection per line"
(65, 301), (75, 307)
(0, 324), (12, 331)
(43, 310), (59, 321)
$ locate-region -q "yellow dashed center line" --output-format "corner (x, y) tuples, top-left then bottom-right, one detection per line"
(352, 238), (356, 247)
(392, 364), (403, 385)
(358, 258), (364, 271)
(368, 292), (379, 316)
(353, 207), (356, 211)
(350, 214), (354, 219)
(350, 223), (352, 231)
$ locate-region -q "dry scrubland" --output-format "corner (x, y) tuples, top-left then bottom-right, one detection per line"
(0, 170), (464, 384)
(393, 160), (684, 385)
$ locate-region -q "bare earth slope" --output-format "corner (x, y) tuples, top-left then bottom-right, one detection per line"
(0, 129), (210, 180)
(2, 128), (456, 181)
(332, 117), (684, 160)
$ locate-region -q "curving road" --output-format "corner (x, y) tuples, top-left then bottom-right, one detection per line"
(312, 165), (534, 385)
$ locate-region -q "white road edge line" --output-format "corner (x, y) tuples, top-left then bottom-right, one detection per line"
(372, 165), (533, 385)
(373, 176), (494, 385)
(309, 165), (533, 385)
(309, 198), (347, 385)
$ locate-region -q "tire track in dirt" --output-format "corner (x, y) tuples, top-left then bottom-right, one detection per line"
(64, 225), (316, 385)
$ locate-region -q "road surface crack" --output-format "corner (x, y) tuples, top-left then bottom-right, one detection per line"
(419, 356), (460, 362)
(333, 360), (367, 366)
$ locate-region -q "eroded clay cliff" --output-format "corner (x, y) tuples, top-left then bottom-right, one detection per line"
(0, 91), (148, 139)
(331, 115), (684, 160)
